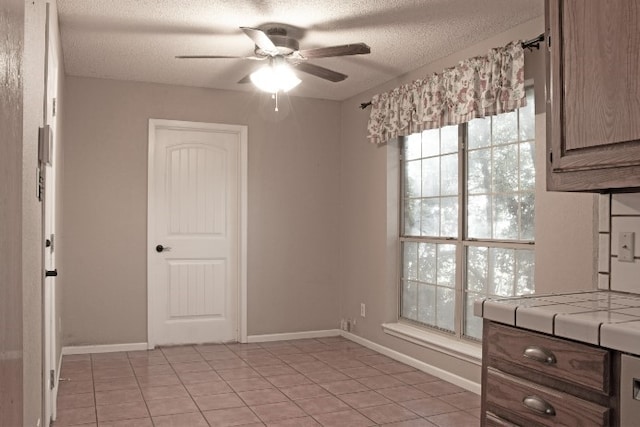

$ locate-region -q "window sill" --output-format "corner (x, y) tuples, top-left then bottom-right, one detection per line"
(382, 322), (482, 365)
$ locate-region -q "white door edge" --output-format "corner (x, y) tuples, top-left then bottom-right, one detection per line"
(147, 119), (248, 347)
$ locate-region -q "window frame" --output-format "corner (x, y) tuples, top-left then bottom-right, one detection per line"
(397, 94), (536, 342)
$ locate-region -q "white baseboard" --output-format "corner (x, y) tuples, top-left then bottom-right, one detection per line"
(247, 329), (341, 343)
(62, 342), (148, 355)
(340, 330), (481, 395)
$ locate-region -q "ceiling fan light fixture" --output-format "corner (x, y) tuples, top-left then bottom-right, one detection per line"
(250, 61), (301, 93)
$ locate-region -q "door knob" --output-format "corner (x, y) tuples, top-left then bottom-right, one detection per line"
(155, 244), (171, 253)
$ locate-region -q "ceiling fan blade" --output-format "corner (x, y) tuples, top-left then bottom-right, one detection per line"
(175, 55), (264, 60)
(298, 43), (371, 59)
(237, 74), (252, 84)
(240, 27), (279, 56)
(294, 62), (347, 82)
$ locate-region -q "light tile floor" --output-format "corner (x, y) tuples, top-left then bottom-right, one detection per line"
(53, 337), (480, 426)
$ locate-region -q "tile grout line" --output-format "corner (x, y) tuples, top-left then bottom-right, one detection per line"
(56, 337), (479, 426)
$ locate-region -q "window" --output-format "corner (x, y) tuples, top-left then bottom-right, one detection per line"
(400, 87), (535, 341)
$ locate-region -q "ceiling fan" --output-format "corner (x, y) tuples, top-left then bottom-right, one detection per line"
(176, 26), (371, 89)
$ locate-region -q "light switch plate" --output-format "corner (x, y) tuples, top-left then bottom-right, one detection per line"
(619, 232), (635, 262)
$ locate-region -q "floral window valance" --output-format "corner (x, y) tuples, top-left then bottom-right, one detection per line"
(367, 41), (526, 145)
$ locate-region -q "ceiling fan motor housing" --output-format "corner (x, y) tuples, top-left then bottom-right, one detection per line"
(255, 27), (299, 56)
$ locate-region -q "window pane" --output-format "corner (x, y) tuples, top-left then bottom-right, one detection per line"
(436, 287), (455, 332)
(403, 199), (420, 236)
(422, 129), (440, 157)
(467, 195), (491, 238)
(519, 88), (535, 141)
(490, 248), (515, 296)
(440, 197), (458, 238)
(441, 153), (458, 196)
(493, 144), (519, 193)
(520, 141), (535, 191)
(422, 157), (440, 197)
(401, 242), (456, 332)
(466, 246), (488, 293)
(516, 250), (535, 295)
(404, 133), (422, 160)
(437, 244), (456, 287)
(493, 194), (519, 240)
(402, 280), (418, 320)
(417, 284), (436, 325)
(403, 242), (418, 280)
(404, 160), (421, 198)
(468, 118), (491, 149)
(420, 198), (439, 237)
(418, 243), (436, 284)
(493, 110), (518, 144)
(467, 148), (491, 195)
(520, 192), (535, 241)
(464, 292), (483, 339)
(441, 125), (458, 154)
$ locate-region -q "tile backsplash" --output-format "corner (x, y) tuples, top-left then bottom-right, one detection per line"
(600, 193), (640, 293)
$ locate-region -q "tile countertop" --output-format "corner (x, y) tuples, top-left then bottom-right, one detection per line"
(474, 290), (640, 355)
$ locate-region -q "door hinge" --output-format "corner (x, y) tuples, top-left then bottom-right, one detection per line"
(38, 125), (52, 165)
(52, 98), (57, 117)
(37, 167), (44, 202)
(49, 369), (55, 390)
(549, 151), (553, 164)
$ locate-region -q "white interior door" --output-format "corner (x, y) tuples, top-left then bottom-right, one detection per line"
(43, 4), (58, 425)
(148, 120), (247, 347)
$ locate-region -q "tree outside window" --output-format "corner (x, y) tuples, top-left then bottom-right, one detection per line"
(400, 87), (535, 341)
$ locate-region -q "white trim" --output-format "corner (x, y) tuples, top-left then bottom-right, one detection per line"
(147, 119), (248, 347)
(62, 343), (148, 355)
(239, 127), (248, 343)
(342, 330), (481, 395)
(51, 351), (62, 422)
(147, 120), (157, 348)
(382, 322), (482, 365)
(247, 329), (341, 343)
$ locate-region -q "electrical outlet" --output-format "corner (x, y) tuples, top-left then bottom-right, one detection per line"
(360, 303), (366, 317)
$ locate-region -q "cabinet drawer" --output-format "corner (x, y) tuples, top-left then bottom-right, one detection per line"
(487, 323), (610, 393)
(486, 368), (610, 427)
(485, 412), (519, 427)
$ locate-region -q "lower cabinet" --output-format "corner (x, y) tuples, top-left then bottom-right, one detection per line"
(485, 411), (519, 427)
(481, 321), (619, 426)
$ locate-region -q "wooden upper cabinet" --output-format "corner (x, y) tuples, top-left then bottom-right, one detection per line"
(546, 0), (640, 191)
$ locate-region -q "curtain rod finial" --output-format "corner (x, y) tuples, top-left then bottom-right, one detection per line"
(360, 101), (372, 109)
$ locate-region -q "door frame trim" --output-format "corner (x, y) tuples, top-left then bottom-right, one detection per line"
(147, 119), (248, 347)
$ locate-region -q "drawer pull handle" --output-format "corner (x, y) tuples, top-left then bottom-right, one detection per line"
(523, 395), (556, 416)
(523, 346), (557, 365)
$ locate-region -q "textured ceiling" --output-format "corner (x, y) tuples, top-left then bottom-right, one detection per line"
(56, 0), (543, 101)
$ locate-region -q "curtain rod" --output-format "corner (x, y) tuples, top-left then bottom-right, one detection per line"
(359, 33), (545, 110)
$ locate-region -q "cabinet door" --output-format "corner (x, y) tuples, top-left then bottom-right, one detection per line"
(547, 0), (640, 191)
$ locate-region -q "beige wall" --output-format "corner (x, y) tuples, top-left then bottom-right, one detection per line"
(62, 77), (342, 345)
(338, 16), (597, 386)
(0, 0), (25, 424)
